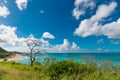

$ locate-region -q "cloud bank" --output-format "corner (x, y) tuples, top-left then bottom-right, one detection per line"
(0, 24), (80, 52)
(50, 39), (80, 53)
(74, 2), (120, 39)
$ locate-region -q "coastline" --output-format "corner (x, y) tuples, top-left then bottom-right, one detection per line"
(0, 54), (26, 62)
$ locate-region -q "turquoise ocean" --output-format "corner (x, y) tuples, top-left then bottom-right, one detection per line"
(16, 53), (120, 65)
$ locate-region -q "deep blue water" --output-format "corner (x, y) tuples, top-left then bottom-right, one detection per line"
(16, 53), (120, 65)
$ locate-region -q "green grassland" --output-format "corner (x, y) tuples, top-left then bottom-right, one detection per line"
(0, 58), (120, 80)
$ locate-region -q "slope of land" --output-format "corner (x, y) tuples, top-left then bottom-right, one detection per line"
(0, 47), (12, 58)
(0, 59), (120, 80)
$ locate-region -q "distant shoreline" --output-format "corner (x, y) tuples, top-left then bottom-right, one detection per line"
(0, 54), (26, 62)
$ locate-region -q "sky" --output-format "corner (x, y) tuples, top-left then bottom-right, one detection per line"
(0, 0), (120, 53)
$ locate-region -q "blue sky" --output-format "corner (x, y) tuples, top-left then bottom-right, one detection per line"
(0, 0), (120, 53)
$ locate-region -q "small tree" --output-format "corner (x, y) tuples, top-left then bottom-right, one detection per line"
(26, 39), (44, 66)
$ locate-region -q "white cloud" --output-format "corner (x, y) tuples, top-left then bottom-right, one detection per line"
(42, 32), (55, 39)
(56, 39), (70, 51)
(0, 6), (10, 18)
(4, 0), (7, 4)
(20, 34), (50, 47)
(73, 0), (95, 19)
(3, 45), (28, 52)
(40, 38), (49, 47)
(0, 24), (51, 52)
(0, 24), (83, 53)
(15, 0), (28, 10)
(51, 39), (80, 52)
(105, 49), (110, 52)
(117, 18), (120, 23)
(111, 40), (120, 44)
(97, 48), (102, 51)
(97, 39), (104, 44)
(0, 24), (17, 45)
(40, 10), (45, 14)
(92, 2), (117, 21)
(74, 2), (119, 39)
(72, 42), (79, 50)
(101, 21), (120, 38)
(0, 24), (26, 46)
(0, 25), (79, 53)
(73, 7), (85, 20)
(28, 34), (35, 39)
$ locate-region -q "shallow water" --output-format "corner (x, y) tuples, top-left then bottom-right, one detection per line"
(16, 53), (120, 65)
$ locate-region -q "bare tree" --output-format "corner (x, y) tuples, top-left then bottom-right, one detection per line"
(25, 39), (45, 66)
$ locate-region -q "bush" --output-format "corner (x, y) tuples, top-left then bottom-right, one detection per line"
(33, 61), (41, 65)
(43, 57), (56, 66)
(3, 58), (7, 62)
(48, 60), (82, 80)
(0, 53), (11, 58)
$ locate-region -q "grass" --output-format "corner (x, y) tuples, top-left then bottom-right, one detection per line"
(0, 62), (49, 80)
(0, 58), (120, 80)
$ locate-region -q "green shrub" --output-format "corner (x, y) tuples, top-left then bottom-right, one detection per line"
(47, 59), (101, 80)
(48, 60), (82, 80)
(43, 57), (56, 66)
(33, 60), (41, 65)
(3, 58), (7, 62)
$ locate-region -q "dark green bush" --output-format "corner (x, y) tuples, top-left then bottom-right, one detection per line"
(48, 60), (86, 80)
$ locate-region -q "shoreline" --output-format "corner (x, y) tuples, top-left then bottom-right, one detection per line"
(0, 54), (27, 62)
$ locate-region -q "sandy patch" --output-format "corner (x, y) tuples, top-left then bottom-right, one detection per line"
(0, 54), (27, 62)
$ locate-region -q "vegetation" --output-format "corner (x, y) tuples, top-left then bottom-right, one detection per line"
(0, 58), (120, 80)
(0, 47), (12, 58)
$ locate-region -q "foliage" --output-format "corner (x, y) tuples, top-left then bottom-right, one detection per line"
(0, 47), (12, 58)
(0, 47), (8, 53)
(47, 60), (98, 80)
(0, 58), (120, 80)
(0, 52), (12, 58)
(3, 58), (7, 62)
(43, 57), (56, 66)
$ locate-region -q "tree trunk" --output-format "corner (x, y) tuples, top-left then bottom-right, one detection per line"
(30, 50), (33, 66)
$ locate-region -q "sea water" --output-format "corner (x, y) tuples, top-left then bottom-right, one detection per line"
(16, 53), (120, 65)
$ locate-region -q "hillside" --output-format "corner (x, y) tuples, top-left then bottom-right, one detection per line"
(0, 47), (11, 58)
(0, 47), (8, 53)
(0, 60), (120, 80)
